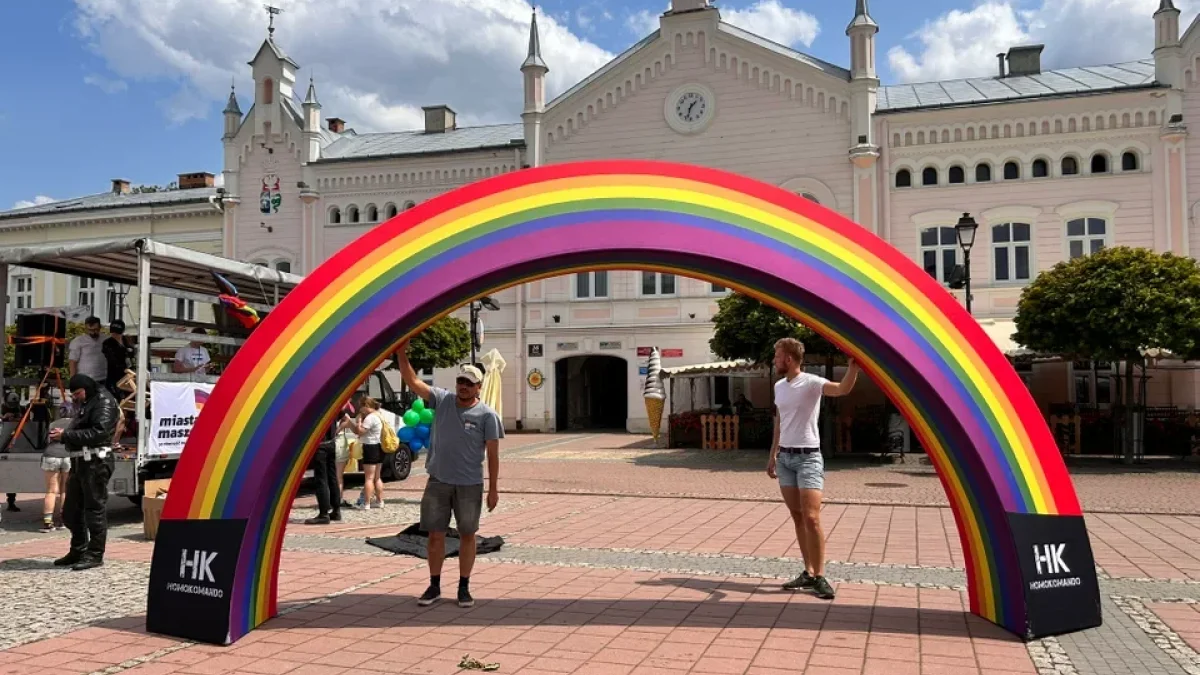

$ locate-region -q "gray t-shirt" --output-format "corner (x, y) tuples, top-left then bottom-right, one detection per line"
(69, 334), (107, 381)
(425, 387), (503, 486)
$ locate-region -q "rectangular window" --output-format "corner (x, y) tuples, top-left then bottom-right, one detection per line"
(574, 271), (609, 299)
(919, 226), (959, 283)
(1067, 218), (1107, 259)
(993, 222), (1032, 282)
(173, 298), (196, 321)
(640, 272), (676, 296)
(14, 275), (33, 311)
(710, 283), (728, 293)
(1072, 360), (1115, 407)
(77, 278), (96, 313)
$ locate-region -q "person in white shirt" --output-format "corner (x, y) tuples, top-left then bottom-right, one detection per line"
(349, 398), (385, 509)
(173, 328), (211, 378)
(767, 337), (859, 600)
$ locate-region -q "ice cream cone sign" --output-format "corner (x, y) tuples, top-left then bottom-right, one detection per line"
(643, 347), (666, 447)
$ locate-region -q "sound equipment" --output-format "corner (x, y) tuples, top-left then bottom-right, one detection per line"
(13, 313), (66, 368)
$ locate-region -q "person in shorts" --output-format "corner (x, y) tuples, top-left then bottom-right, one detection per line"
(40, 419), (74, 532)
(396, 344), (502, 609)
(767, 338), (859, 600)
(348, 398), (385, 509)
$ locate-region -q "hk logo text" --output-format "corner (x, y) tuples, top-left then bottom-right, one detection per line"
(180, 549), (217, 583)
(1033, 543), (1070, 575)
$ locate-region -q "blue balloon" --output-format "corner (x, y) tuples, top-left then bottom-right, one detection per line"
(410, 439), (424, 452)
(398, 426), (415, 442)
(415, 424), (431, 439)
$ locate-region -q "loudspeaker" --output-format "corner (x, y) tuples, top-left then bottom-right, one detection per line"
(13, 314), (66, 368)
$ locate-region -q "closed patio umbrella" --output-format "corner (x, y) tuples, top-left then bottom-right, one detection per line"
(480, 348), (506, 419)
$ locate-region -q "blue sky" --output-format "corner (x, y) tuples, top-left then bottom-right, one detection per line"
(0, 0), (1169, 211)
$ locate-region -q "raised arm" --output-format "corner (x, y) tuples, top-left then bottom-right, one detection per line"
(822, 358), (861, 398)
(394, 343), (433, 402)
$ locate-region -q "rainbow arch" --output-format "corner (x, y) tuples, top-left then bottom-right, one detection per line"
(149, 160), (1099, 644)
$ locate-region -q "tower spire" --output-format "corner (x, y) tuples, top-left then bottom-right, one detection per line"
(304, 75), (319, 106)
(522, 7), (547, 70)
(223, 81), (242, 115)
(264, 4), (283, 37)
(847, 0), (877, 31)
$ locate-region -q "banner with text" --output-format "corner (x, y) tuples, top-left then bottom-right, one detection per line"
(149, 381), (215, 458)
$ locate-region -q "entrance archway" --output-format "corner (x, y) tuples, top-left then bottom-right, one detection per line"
(147, 160), (1100, 645)
(555, 355), (628, 431)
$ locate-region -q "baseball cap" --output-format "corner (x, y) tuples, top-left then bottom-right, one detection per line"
(109, 319), (126, 332)
(457, 364), (483, 385)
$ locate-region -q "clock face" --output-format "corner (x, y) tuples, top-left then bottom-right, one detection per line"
(675, 91), (707, 123)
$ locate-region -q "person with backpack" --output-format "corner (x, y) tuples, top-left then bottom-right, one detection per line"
(348, 398), (386, 509)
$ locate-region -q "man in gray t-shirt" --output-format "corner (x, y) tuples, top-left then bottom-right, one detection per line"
(396, 345), (502, 610)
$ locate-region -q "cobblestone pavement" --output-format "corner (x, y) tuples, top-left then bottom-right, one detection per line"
(0, 433), (1198, 674)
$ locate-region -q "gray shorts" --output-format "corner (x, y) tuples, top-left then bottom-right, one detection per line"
(777, 450), (824, 490)
(41, 457), (71, 473)
(420, 476), (483, 535)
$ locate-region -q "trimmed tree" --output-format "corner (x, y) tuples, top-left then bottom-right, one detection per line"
(1013, 246), (1200, 462)
(393, 316), (471, 373)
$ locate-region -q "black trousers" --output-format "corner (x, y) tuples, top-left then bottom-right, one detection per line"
(312, 446), (341, 517)
(63, 454), (114, 559)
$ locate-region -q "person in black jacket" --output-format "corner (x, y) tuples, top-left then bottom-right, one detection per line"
(49, 374), (118, 571)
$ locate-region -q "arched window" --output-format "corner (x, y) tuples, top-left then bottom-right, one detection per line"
(1121, 151), (1139, 171)
(347, 205), (360, 223)
(403, 200), (417, 211)
(922, 167), (939, 186)
(365, 204), (378, 222)
(1003, 161), (1020, 180)
(800, 192), (820, 204)
(1032, 159), (1049, 178)
(384, 203), (398, 219)
(262, 78), (274, 105)
(948, 166), (965, 184)
(975, 163), (992, 182)
(275, 260), (291, 274)
(1062, 157), (1079, 176)
(328, 207), (341, 225)
(1091, 153), (1109, 174)
(895, 169), (912, 188)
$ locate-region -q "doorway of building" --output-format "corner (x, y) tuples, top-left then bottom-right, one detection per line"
(555, 355), (628, 431)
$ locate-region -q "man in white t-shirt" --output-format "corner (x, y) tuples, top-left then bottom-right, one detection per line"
(768, 337), (859, 600)
(172, 329), (211, 379)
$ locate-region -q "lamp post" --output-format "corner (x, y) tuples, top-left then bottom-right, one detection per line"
(955, 213), (979, 315)
(469, 296), (500, 367)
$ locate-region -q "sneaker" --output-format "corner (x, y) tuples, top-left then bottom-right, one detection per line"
(373, 499), (385, 509)
(417, 585), (441, 607)
(812, 576), (836, 600)
(458, 586), (475, 608)
(782, 570), (816, 591)
(39, 522), (55, 533)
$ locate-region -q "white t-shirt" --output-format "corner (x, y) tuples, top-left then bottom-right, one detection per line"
(358, 411), (382, 445)
(174, 346), (211, 373)
(775, 372), (829, 448)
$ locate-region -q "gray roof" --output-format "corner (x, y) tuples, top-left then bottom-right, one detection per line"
(318, 124), (524, 162)
(717, 23), (851, 80)
(247, 38), (299, 69)
(878, 59), (1160, 112)
(0, 188), (219, 222)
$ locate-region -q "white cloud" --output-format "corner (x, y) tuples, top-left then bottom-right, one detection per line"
(889, 0), (1197, 83)
(83, 73), (128, 94)
(71, 0), (614, 131)
(14, 195), (56, 209)
(723, 0), (820, 48)
(627, 8), (663, 36)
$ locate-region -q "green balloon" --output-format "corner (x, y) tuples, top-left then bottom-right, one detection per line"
(403, 410), (420, 426)
(419, 408), (434, 424)
(411, 398), (426, 412)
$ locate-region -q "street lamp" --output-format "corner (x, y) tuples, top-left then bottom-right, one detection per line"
(469, 296), (500, 366)
(955, 212), (979, 314)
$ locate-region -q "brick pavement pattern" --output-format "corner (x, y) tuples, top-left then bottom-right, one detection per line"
(0, 432), (1197, 674)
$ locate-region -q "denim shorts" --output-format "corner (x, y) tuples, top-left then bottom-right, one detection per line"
(41, 457), (71, 473)
(777, 450), (824, 490)
(420, 476), (483, 535)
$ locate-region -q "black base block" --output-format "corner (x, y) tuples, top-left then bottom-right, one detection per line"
(146, 518), (248, 646)
(1007, 513), (1103, 639)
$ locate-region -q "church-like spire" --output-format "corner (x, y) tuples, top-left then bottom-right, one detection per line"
(522, 8), (547, 71)
(303, 76), (319, 106)
(223, 83), (242, 115)
(847, 0), (877, 31)
(1158, 0), (1178, 13)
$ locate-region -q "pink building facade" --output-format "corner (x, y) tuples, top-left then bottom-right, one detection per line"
(214, 0), (1200, 430)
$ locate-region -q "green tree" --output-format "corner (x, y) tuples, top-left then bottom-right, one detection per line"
(1013, 246), (1200, 461)
(391, 316), (471, 372)
(709, 292), (840, 371)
